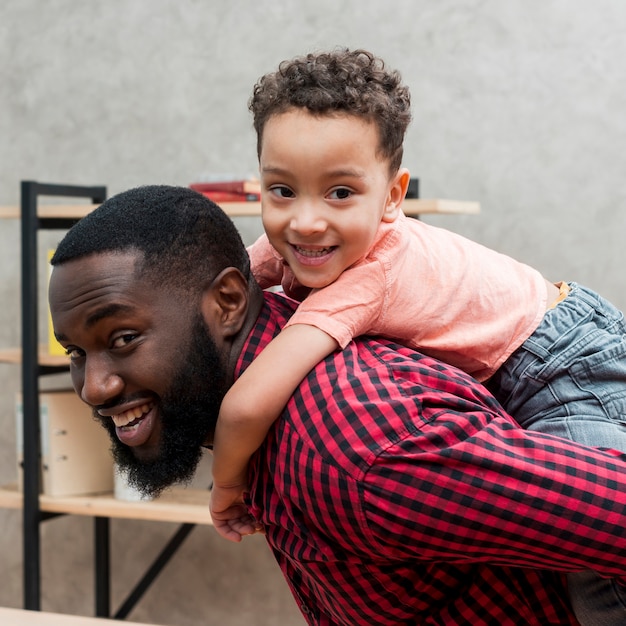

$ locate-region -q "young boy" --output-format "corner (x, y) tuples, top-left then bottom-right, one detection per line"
(210, 49), (626, 624)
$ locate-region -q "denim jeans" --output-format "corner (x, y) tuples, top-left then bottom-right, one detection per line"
(487, 282), (626, 625)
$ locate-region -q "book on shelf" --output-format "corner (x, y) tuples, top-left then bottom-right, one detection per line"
(193, 189), (260, 202)
(190, 179), (261, 202)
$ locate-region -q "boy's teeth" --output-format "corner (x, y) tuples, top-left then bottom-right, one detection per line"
(296, 246), (332, 257)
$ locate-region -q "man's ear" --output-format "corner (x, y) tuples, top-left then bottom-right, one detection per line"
(200, 267), (249, 338)
(382, 168), (411, 223)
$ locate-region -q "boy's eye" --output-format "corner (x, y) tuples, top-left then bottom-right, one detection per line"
(269, 185), (295, 199)
(329, 187), (352, 200)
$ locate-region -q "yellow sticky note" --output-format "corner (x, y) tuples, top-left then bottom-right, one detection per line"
(47, 249), (65, 356)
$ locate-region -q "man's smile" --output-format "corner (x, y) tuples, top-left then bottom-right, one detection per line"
(108, 402), (154, 428)
(100, 402), (156, 447)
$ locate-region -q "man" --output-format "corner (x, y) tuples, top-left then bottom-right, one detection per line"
(49, 185), (626, 626)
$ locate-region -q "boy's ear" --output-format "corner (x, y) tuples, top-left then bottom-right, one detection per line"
(200, 267), (249, 338)
(382, 168), (411, 223)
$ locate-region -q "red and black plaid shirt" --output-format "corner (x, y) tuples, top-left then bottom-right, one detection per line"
(241, 293), (626, 625)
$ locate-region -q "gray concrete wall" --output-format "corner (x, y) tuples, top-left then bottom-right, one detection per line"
(1, 1), (626, 623)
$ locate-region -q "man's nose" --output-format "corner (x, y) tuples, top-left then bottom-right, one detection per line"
(78, 356), (124, 407)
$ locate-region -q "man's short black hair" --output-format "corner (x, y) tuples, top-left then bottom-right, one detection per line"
(51, 185), (251, 293)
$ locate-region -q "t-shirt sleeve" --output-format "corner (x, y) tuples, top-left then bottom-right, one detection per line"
(247, 235), (311, 300)
(247, 234), (285, 290)
(284, 260), (387, 348)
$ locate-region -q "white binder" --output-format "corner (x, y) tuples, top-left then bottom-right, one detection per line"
(16, 390), (114, 497)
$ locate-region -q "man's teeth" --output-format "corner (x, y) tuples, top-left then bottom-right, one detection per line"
(111, 404), (151, 428)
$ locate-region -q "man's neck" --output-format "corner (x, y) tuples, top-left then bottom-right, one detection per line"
(225, 281), (266, 382)
(233, 288), (298, 381)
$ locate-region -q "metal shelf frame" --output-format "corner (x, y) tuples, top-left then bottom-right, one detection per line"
(18, 181), (202, 620)
(21, 181), (107, 612)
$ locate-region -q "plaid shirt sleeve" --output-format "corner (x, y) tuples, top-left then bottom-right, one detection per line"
(244, 294), (626, 626)
(362, 410), (626, 572)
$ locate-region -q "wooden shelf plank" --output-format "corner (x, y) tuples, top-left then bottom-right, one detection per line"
(0, 205), (101, 219)
(0, 198), (480, 220)
(409, 198), (480, 215)
(0, 483), (213, 525)
(0, 606), (156, 625)
(0, 346), (69, 367)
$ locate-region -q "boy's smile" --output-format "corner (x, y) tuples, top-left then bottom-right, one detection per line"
(259, 108), (406, 290)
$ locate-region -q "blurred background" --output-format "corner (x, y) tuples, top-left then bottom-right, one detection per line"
(2, 1), (626, 623)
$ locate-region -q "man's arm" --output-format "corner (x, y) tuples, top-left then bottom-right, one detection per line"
(362, 415), (626, 577)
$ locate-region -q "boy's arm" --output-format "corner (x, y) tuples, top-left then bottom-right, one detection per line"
(210, 324), (338, 540)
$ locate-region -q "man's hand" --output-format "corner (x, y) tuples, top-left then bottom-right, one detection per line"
(210, 483), (264, 542)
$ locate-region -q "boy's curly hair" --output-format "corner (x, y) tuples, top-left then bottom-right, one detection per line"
(249, 48), (412, 174)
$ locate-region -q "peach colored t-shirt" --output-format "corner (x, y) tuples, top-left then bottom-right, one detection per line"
(247, 211), (548, 381)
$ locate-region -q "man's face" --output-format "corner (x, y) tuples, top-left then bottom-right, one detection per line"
(49, 251), (228, 496)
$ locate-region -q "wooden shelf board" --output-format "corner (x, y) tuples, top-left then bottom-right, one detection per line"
(0, 346), (69, 367)
(0, 606), (156, 625)
(0, 483), (213, 525)
(0, 198), (480, 220)
(409, 198), (480, 215)
(0, 205), (100, 219)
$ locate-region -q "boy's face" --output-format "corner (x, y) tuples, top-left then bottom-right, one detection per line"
(259, 108), (407, 289)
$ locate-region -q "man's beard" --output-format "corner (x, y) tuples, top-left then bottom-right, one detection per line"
(96, 315), (227, 498)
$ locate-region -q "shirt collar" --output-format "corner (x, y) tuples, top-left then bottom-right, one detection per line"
(234, 292), (297, 380)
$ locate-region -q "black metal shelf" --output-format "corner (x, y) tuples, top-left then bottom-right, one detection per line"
(20, 181), (107, 613)
(15, 181), (215, 620)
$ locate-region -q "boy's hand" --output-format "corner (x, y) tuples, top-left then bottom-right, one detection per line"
(210, 484), (264, 542)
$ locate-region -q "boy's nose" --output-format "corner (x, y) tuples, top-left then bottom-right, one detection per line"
(289, 204), (326, 236)
(77, 356), (124, 408)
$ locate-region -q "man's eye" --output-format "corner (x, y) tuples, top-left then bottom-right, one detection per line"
(64, 347), (84, 360)
(269, 185), (295, 199)
(329, 187), (352, 200)
(112, 333), (138, 349)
